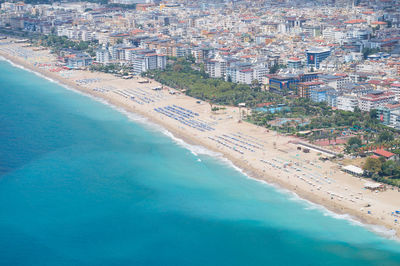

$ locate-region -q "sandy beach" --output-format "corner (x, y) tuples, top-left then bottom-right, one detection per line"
(1, 39), (400, 238)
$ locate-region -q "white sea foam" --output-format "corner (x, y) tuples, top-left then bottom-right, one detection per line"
(287, 189), (398, 240)
(2, 55), (398, 241)
(122, 115), (400, 241)
(158, 133), (399, 240)
(0, 55), (152, 124)
(160, 128), (222, 157)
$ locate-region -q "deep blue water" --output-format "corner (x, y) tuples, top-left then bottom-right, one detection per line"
(1, 59), (400, 265)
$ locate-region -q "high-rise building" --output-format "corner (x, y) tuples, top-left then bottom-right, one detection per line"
(306, 48), (331, 69)
(337, 95), (359, 112)
(95, 49), (110, 64)
(358, 91), (396, 112)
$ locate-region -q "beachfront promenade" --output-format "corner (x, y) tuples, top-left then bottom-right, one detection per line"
(1, 39), (400, 238)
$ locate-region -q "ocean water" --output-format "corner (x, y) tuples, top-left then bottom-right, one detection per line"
(1, 59), (400, 266)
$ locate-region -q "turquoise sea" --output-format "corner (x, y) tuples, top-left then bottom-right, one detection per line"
(1, 59), (400, 265)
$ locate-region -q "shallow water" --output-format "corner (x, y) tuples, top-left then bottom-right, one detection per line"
(1, 60), (400, 265)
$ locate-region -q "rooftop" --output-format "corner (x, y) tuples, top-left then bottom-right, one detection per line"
(373, 149), (395, 158)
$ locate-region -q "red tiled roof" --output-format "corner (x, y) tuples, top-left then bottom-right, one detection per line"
(242, 16), (258, 20)
(335, 73), (348, 77)
(385, 103), (400, 109)
(256, 102), (275, 107)
(374, 149), (395, 158)
(299, 81), (324, 86)
(368, 80), (383, 85)
(360, 91), (395, 101)
(131, 29), (145, 35)
(240, 55), (256, 58)
(372, 21), (387, 25)
(344, 19), (367, 24)
(381, 37), (400, 42)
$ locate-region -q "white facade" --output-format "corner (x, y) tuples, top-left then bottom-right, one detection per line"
(81, 30), (94, 42)
(391, 110), (400, 130)
(237, 69), (253, 85)
(337, 95), (359, 112)
(157, 54), (166, 69)
(358, 92), (396, 112)
(390, 84), (400, 101)
(95, 49), (110, 64)
(205, 57), (227, 78)
(322, 76), (351, 90)
(132, 53), (166, 74)
(253, 66), (268, 83)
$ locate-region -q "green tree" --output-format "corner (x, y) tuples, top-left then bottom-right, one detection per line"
(381, 160), (398, 176)
(362, 48), (380, 59)
(269, 64), (279, 74)
(186, 54), (195, 63)
(369, 109), (378, 120)
(363, 157), (382, 174)
(173, 64), (183, 72)
(251, 79), (260, 88)
(345, 136), (362, 153)
(347, 136), (362, 146)
(378, 131), (394, 143)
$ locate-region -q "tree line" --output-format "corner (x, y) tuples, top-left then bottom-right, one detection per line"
(144, 58), (281, 107)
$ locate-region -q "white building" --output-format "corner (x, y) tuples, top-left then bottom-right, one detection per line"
(225, 62), (268, 85)
(132, 53), (166, 74)
(205, 55), (227, 78)
(337, 95), (359, 112)
(358, 91), (396, 112)
(157, 54), (166, 69)
(319, 74), (351, 90)
(253, 65), (269, 83)
(390, 109), (400, 130)
(390, 83), (400, 101)
(81, 30), (94, 42)
(95, 49), (110, 64)
(237, 69), (253, 84)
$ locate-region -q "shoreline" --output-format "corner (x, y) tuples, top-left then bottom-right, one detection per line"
(1, 41), (400, 239)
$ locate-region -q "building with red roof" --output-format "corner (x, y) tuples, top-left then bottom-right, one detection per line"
(344, 19), (367, 24)
(371, 21), (387, 25)
(373, 149), (396, 160)
(359, 91), (396, 112)
(297, 80), (324, 99)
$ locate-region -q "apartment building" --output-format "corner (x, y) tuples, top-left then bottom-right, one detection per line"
(95, 48), (111, 64)
(358, 91), (396, 112)
(337, 95), (359, 112)
(306, 47), (331, 69)
(297, 80), (324, 99)
(132, 52), (166, 74)
(390, 83), (400, 101)
(376, 103), (400, 126)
